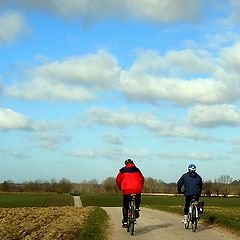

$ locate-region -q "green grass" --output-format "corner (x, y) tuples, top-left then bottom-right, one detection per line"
(80, 194), (122, 207)
(78, 207), (109, 240)
(0, 192), (73, 207)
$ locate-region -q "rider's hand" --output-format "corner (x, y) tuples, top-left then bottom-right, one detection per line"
(177, 189), (184, 194)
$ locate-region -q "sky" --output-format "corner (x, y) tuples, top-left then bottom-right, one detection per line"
(1, 0), (240, 183)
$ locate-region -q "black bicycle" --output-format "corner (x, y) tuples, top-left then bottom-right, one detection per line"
(184, 196), (204, 232)
(127, 194), (137, 235)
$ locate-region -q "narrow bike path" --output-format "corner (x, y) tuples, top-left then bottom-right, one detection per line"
(73, 196), (82, 207)
(103, 207), (239, 240)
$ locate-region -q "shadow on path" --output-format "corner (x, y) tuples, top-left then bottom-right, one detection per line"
(135, 223), (172, 236)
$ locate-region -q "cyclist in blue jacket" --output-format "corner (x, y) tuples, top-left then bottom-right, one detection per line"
(177, 164), (203, 224)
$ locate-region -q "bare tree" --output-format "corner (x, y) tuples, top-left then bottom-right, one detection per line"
(218, 175), (233, 197)
(203, 180), (213, 197)
(103, 177), (117, 193)
(56, 178), (72, 193)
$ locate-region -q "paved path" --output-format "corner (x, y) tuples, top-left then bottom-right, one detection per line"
(73, 196), (82, 207)
(103, 207), (239, 240)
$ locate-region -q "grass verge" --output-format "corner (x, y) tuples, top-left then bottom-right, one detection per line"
(78, 207), (109, 240)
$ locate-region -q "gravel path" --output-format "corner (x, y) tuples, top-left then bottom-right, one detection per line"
(103, 207), (239, 240)
(73, 196), (82, 207)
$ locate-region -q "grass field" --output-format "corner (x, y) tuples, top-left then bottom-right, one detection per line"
(1, 193), (239, 237)
(0, 192), (73, 207)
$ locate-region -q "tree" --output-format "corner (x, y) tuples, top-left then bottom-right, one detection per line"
(213, 179), (221, 196)
(103, 177), (116, 193)
(56, 178), (72, 193)
(203, 180), (213, 197)
(218, 175), (233, 197)
(1, 181), (10, 192)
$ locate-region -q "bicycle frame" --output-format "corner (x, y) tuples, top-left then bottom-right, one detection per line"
(127, 194), (136, 235)
(185, 197), (199, 232)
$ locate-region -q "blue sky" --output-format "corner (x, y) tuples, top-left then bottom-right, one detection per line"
(1, 0), (240, 183)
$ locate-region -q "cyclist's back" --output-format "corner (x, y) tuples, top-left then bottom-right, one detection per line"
(116, 159), (144, 228)
(178, 171), (202, 196)
(177, 164), (203, 224)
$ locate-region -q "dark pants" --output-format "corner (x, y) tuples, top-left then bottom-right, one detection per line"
(184, 195), (200, 215)
(122, 193), (141, 222)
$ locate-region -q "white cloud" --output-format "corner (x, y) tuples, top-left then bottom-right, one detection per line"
(220, 42), (240, 73)
(119, 49), (230, 105)
(0, 0), (202, 23)
(6, 80), (96, 102)
(188, 104), (240, 128)
(87, 107), (216, 141)
(121, 74), (228, 105)
(69, 146), (149, 160)
(228, 0), (240, 23)
(0, 108), (32, 130)
(5, 50), (120, 101)
(37, 131), (70, 150)
(0, 107), (64, 131)
(120, 44), (240, 105)
(122, 0), (201, 23)
(0, 11), (30, 45)
(165, 49), (213, 75)
(33, 50), (120, 88)
(158, 151), (213, 161)
(102, 133), (123, 145)
(0, 149), (31, 159)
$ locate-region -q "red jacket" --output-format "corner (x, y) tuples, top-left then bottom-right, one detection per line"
(116, 163), (144, 195)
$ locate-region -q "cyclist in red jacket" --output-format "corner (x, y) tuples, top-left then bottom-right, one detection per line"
(116, 159), (144, 228)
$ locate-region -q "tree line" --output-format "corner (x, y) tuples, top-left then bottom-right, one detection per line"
(0, 175), (239, 197)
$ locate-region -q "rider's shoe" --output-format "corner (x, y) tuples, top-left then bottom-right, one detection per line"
(135, 209), (140, 218)
(122, 222), (127, 228)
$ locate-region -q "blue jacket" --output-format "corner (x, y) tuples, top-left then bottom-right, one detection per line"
(177, 172), (203, 196)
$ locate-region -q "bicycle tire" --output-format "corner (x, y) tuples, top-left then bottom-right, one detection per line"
(191, 206), (197, 232)
(127, 212), (131, 232)
(129, 220), (134, 235)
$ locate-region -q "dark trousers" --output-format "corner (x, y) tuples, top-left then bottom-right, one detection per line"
(184, 195), (199, 215)
(122, 193), (141, 222)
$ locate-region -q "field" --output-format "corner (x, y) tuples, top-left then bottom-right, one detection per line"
(0, 193), (107, 240)
(0, 192), (73, 207)
(0, 193), (239, 238)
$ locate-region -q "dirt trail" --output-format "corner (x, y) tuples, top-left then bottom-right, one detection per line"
(103, 207), (239, 240)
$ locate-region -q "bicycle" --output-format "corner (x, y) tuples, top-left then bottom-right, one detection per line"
(184, 196), (204, 232)
(127, 194), (137, 235)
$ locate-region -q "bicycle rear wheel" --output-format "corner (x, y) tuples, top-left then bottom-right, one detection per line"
(127, 210), (135, 235)
(191, 206), (197, 232)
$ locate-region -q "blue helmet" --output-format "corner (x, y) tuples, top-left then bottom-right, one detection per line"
(125, 159), (134, 165)
(188, 163), (196, 171)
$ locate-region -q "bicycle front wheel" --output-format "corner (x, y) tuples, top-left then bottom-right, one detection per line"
(184, 214), (190, 229)
(191, 206), (197, 232)
(129, 220), (134, 235)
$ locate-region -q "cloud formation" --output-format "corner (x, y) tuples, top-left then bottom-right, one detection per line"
(0, 11), (30, 45)
(0, 108), (64, 131)
(188, 104), (240, 127)
(0, 0), (202, 23)
(5, 50), (120, 101)
(0, 108), (32, 130)
(87, 107), (215, 141)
